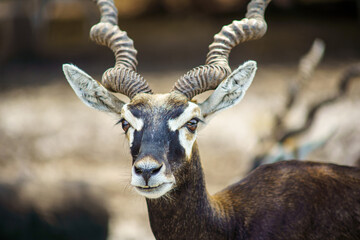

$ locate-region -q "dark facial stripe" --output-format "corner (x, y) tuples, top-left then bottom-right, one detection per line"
(130, 120), (186, 166)
(168, 130), (185, 167)
(130, 129), (143, 163)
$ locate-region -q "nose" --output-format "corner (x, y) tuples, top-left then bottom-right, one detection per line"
(133, 161), (163, 185)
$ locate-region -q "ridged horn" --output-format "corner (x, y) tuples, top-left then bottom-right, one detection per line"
(172, 0), (270, 99)
(90, 0), (152, 99)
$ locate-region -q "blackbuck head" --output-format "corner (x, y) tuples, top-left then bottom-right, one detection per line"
(63, 0), (269, 199)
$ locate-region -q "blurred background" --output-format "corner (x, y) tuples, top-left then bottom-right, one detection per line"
(0, 0), (359, 239)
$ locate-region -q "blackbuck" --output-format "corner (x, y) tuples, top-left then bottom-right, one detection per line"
(62, 0), (360, 239)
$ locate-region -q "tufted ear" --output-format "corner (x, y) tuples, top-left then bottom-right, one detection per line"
(63, 64), (125, 115)
(199, 61), (257, 118)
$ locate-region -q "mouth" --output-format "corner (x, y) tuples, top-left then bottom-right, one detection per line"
(134, 182), (173, 198)
(136, 183), (165, 191)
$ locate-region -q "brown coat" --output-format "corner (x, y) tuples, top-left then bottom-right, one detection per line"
(147, 144), (360, 240)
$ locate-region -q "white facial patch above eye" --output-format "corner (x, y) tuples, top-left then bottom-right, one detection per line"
(168, 102), (202, 131)
(121, 104), (144, 131)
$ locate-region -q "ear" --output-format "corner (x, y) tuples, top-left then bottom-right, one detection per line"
(63, 64), (125, 115)
(199, 60), (257, 118)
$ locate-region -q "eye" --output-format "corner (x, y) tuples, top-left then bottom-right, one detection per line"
(185, 118), (199, 133)
(119, 119), (131, 132)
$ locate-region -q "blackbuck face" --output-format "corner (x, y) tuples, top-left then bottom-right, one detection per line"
(63, 0), (266, 198)
(63, 61), (257, 198)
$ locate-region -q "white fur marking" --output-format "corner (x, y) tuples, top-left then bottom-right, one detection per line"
(135, 160), (161, 170)
(131, 158), (175, 199)
(122, 104), (144, 131)
(127, 128), (135, 147)
(167, 102), (201, 158)
(168, 102), (201, 131)
(178, 128), (196, 158)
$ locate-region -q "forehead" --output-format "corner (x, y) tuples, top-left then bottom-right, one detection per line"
(125, 93), (194, 119)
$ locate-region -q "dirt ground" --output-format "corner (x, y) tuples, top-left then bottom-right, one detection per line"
(0, 60), (360, 239)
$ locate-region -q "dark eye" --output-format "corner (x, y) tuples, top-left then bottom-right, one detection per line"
(120, 119), (130, 132)
(185, 118), (199, 133)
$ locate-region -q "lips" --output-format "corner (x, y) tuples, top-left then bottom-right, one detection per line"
(136, 183), (164, 191)
(133, 181), (175, 198)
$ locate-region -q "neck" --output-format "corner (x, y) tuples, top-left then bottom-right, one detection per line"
(145, 142), (236, 239)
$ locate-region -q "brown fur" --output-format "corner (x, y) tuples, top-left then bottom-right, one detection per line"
(147, 142), (360, 240)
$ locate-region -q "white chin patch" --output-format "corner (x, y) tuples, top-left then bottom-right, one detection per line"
(134, 182), (174, 199)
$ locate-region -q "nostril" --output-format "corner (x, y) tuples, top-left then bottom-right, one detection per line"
(134, 166), (142, 174)
(151, 164), (163, 175)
